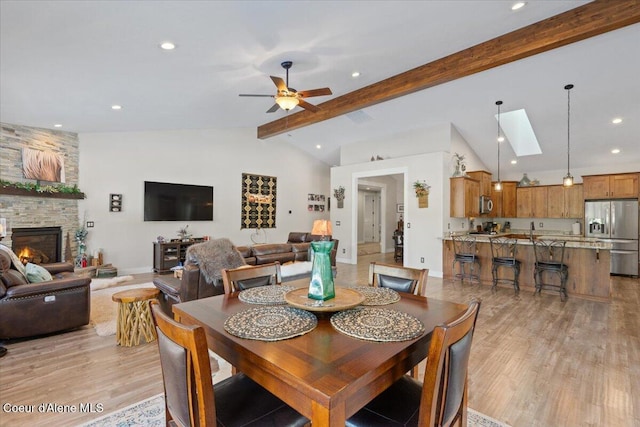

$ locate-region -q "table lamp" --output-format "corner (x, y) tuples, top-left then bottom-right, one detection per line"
(308, 220), (335, 300)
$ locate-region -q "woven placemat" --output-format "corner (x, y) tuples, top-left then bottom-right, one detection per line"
(224, 306), (317, 341)
(330, 307), (424, 342)
(238, 285), (295, 305)
(353, 286), (401, 306)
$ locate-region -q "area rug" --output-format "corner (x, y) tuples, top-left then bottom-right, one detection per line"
(78, 387), (510, 427)
(90, 275), (134, 291)
(76, 352), (501, 426)
(90, 282), (157, 336)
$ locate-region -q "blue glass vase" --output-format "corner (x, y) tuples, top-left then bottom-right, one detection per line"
(308, 240), (335, 301)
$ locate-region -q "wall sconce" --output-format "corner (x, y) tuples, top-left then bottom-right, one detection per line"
(0, 218), (6, 238)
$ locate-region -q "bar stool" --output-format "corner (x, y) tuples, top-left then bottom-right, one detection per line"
(452, 235), (480, 283)
(489, 237), (521, 293)
(532, 239), (568, 301)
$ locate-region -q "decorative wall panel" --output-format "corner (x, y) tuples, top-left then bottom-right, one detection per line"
(241, 173), (277, 229)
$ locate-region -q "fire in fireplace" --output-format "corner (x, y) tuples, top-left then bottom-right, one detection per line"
(12, 227), (62, 265)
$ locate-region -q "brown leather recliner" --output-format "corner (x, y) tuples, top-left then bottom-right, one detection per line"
(0, 249), (91, 339)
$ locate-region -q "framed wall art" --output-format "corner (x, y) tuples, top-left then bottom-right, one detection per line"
(307, 193), (325, 213)
(22, 147), (65, 183)
(109, 194), (122, 212)
(241, 173), (277, 229)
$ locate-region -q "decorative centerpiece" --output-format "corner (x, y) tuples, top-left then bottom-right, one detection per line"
(413, 180), (431, 208)
(177, 225), (192, 241)
(333, 186), (345, 209)
(308, 220), (335, 301)
(518, 173), (531, 187)
(452, 153), (467, 177)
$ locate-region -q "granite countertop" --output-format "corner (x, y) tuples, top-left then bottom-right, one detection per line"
(441, 230), (612, 250)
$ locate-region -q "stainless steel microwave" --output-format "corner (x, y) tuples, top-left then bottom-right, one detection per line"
(479, 195), (493, 215)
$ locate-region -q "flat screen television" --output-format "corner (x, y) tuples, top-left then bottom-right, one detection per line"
(144, 181), (213, 221)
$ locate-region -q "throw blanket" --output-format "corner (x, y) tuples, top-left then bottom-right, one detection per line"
(0, 243), (28, 281)
(185, 238), (246, 284)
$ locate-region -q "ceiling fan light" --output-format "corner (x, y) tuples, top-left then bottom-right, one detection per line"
(276, 95), (299, 111)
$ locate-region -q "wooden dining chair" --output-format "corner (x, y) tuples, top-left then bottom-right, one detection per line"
(369, 262), (429, 378)
(368, 262), (429, 297)
(346, 299), (481, 427)
(221, 262), (282, 294)
(150, 301), (309, 427)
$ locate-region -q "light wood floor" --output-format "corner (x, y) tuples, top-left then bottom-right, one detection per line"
(1, 253), (638, 426)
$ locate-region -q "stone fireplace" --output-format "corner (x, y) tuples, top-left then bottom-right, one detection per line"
(12, 227), (62, 265)
(1, 123), (81, 262)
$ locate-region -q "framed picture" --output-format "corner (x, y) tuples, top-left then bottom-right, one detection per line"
(396, 203), (404, 213)
(110, 194), (123, 212)
(22, 147), (65, 183)
(241, 173), (277, 229)
(307, 193), (325, 213)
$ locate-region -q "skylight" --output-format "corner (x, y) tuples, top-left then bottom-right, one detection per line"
(496, 109), (541, 156)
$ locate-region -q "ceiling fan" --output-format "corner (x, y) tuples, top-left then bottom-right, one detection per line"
(239, 61), (332, 113)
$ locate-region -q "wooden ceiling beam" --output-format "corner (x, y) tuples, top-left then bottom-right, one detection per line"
(257, 0), (640, 139)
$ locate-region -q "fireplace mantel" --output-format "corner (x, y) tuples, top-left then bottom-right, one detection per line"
(0, 187), (85, 199)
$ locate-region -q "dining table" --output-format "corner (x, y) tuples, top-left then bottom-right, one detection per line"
(172, 279), (468, 427)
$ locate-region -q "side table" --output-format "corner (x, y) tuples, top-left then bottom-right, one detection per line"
(111, 288), (160, 347)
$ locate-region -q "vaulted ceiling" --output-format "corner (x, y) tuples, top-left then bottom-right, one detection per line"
(1, 1), (639, 176)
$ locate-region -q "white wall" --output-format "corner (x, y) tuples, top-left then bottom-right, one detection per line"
(78, 128), (330, 274)
(340, 124), (451, 166)
(331, 152), (447, 277)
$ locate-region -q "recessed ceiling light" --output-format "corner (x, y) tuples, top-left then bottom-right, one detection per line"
(510, 160), (518, 165)
(160, 42), (176, 50)
(612, 118), (622, 124)
(351, 71), (360, 78)
(54, 124), (62, 128)
(511, 2), (526, 11)
(497, 136), (505, 142)
(316, 144), (322, 149)
(111, 105), (122, 110)
(611, 148), (621, 154)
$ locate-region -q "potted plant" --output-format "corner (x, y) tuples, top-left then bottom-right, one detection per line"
(413, 180), (431, 208)
(177, 225), (192, 241)
(333, 186), (345, 208)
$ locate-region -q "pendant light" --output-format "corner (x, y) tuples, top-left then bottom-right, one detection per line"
(563, 84), (574, 187)
(494, 100), (503, 192)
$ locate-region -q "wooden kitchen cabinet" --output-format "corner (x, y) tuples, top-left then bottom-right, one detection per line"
(516, 186), (548, 218)
(467, 171), (492, 195)
(583, 173), (638, 199)
(564, 184), (584, 218)
(450, 176), (479, 218)
(491, 181), (517, 218)
(467, 171), (492, 217)
(547, 184), (583, 218)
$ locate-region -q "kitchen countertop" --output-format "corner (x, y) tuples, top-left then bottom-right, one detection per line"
(441, 230), (612, 250)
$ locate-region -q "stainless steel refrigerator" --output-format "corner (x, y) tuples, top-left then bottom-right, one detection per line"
(585, 200), (639, 276)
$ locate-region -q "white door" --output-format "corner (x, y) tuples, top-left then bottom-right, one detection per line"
(363, 194), (380, 242)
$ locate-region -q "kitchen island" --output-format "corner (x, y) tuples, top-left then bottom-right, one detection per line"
(442, 232), (612, 302)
